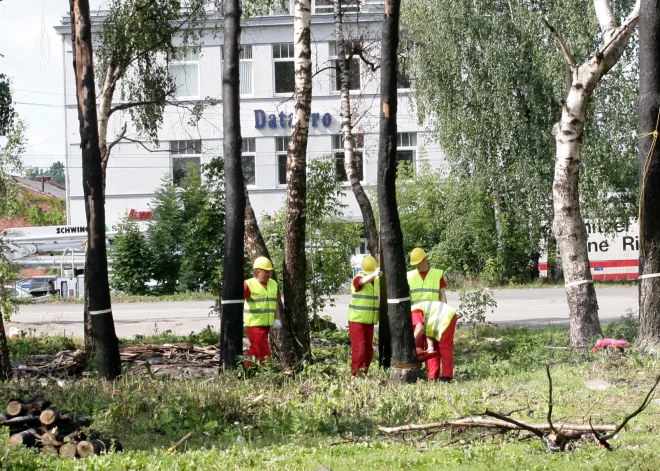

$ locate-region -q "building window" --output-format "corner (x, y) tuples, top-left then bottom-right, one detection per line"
(220, 45), (253, 95)
(170, 140), (202, 185)
(273, 43), (295, 94)
(276, 137), (289, 185)
(396, 132), (417, 167)
(242, 138), (257, 186)
(333, 134), (363, 182)
(329, 41), (361, 92)
(313, 0), (358, 14)
(169, 49), (200, 98)
(356, 239), (368, 255)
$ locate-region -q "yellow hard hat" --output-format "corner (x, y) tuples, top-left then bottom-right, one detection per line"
(361, 255), (378, 275)
(410, 247), (427, 266)
(253, 256), (274, 271)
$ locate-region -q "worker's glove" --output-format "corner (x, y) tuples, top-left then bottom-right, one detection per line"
(426, 347), (435, 354)
(372, 268), (382, 277)
(272, 319), (282, 330)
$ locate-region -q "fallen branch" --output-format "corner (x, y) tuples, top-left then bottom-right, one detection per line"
(167, 432), (193, 455)
(378, 417), (617, 435)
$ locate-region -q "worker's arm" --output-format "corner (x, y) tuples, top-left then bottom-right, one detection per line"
(358, 268), (381, 286)
(414, 322), (424, 340)
(440, 277), (448, 303)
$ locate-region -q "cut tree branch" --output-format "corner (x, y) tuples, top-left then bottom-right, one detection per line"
(542, 17), (577, 83)
(105, 122), (127, 159)
(599, 374), (660, 441)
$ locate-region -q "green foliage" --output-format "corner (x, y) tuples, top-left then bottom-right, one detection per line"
(262, 157), (360, 316)
(178, 159), (225, 293)
(24, 161), (66, 187)
(0, 119), (25, 218)
(404, 0), (639, 265)
(110, 217), (153, 295)
(148, 179), (182, 293)
(8, 333), (77, 360)
(603, 309), (639, 343)
(97, 0), (208, 144)
(0, 253), (19, 322)
(0, 74), (16, 137)
(23, 202), (66, 227)
(144, 161), (225, 293)
(457, 288), (498, 338)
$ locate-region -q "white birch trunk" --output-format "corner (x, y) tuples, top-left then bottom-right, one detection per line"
(281, 0), (312, 367)
(552, 0), (640, 347)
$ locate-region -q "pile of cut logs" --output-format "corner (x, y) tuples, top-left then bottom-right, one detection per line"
(0, 395), (122, 458)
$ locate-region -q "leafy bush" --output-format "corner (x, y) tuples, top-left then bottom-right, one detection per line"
(457, 288), (497, 338)
(110, 216), (153, 295)
(603, 309), (639, 342)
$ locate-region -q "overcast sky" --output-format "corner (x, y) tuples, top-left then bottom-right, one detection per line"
(0, 0), (103, 171)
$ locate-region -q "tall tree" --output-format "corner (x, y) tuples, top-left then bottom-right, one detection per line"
(0, 106), (24, 381)
(0, 74), (16, 137)
(280, 0), (313, 368)
(637, 0), (660, 351)
(69, 0), (121, 379)
(333, 0), (380, 260)
(549, 0), (640, 347)
(377, 0), (419, 382)
(219, 0), (246, 370)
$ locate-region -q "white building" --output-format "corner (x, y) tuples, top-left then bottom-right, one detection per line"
(54, 2), (443, 237)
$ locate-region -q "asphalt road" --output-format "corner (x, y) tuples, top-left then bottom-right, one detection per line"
(9, 287), (638, 339)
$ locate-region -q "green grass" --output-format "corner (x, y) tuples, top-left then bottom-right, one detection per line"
(1, 324), (659, 470)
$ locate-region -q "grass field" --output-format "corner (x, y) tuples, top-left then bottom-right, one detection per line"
(1, 321), (659, 470)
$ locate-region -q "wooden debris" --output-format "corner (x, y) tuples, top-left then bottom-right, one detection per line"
(12, 344), (220, 380)
(2, 396), (120, 459)
(59, 442), (78, 459)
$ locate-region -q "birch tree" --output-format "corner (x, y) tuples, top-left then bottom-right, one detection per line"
(69, 0), (121, 379)
(333, 0), (380, 260)
(378, 0), (419, 382)
(637, 0), (660, 351)
(549, 0), (640, 347)
(219, 0), (246, 370)
(280, 0), (313, 368)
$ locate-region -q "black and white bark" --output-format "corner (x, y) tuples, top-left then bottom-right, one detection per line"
(281, 0), (312, 368)
(549, 0), (640, 348)
(333, 0), (380, 260)
(377, 0), (419, 382)
(637, 0), (660, 351)
(70, 0), (121, 379)
(219, 0), (245, 370)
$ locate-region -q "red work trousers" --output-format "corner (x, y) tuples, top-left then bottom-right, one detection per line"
(348, 321), (374, 376)
(426, 315), (457, 379)
(244, 326), (271, 368)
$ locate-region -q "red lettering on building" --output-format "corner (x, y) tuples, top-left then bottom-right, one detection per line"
(128, 209), (153, 221)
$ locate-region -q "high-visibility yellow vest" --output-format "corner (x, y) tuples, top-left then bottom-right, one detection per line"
(412, 300), (456, 340)
(348, 275), (380, 324)
(407, 268), (444, 304)
(243, 278), (278, 327)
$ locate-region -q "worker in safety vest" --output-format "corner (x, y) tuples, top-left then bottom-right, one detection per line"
(411, 300), (457, 382)
(407, 247), (448, 380)
(243, 256), (282, 364)
(348, 255), (381, 376)
(408, 247), (448, 304)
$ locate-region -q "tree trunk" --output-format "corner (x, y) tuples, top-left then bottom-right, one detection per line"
(377, 241), (391, 368)
(333, 0), (379, 260)
(70, 0), (121, 379)
(219, 0), (246, 370)
(280, 0), (312, 368)
(0, 314), (11, 381)
(551, 0), (639, 348)
(637, 0), (660, 351)
(377, 0), (419, 382)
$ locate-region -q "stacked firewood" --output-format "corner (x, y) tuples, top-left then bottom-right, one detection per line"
(1, 395), (122, 458)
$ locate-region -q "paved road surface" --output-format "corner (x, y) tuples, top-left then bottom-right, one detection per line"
(10, 287), (637, 338)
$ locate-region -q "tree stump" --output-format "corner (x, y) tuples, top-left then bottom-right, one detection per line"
(390, 364), (422, 384)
